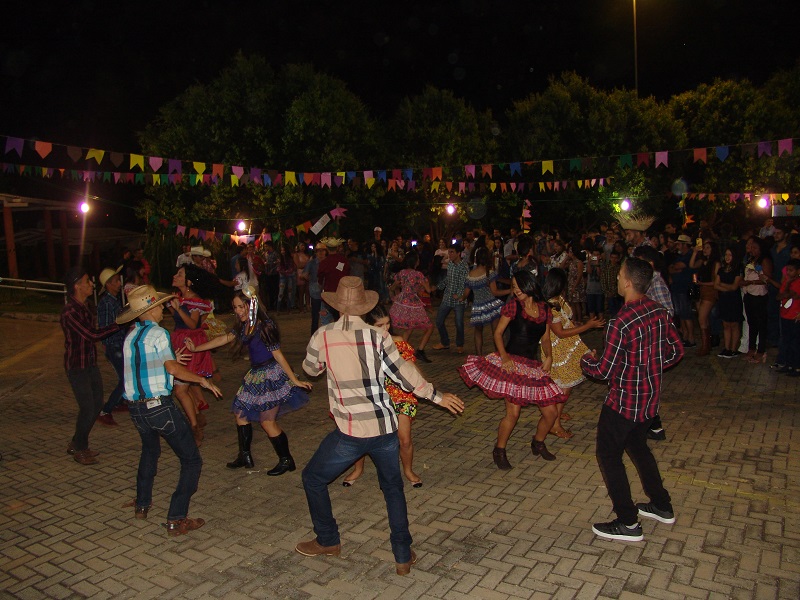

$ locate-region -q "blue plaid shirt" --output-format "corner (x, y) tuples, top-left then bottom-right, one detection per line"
(97, 292), (127, 348)
(437, 260), (470, 306)
(123, 320), (175, 401)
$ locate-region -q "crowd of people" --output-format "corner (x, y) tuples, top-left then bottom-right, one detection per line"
(57, 213), (800, 567)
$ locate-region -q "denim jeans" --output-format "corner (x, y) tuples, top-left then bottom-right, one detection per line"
(319, 301), (339, 326)
(596, 405), (671, 525)
(310, 297), (322, 334)
(587, 293), (604, 316)
(129, 396), (203, 521)
(435, 303), (465, 347)
(278, 273), (297, 310)
(102, 346), (126, 414)
(301, 429), (412, 563)
(778, 317), (799, 369)
(67, 365), (104, 451)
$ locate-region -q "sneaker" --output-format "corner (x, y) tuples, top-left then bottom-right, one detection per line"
(637, 502), (676, 524)
(717, 349), (733, 358)
(647, 428), (666, 441)
(770, 363), (785, 370)
(592, 520), (643, 541)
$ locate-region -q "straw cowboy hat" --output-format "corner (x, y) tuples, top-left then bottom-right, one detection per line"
(190, 246), (211, 257)
(318, 236), (345, 249)
(321, 276), (379, 317)
(98, 265), (123, 288)
(616, 214), (655, 232)
(116, 285), (176, 324)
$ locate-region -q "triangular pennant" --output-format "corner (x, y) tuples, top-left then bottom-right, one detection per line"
(778, 138), (793, 156)
(465, 165), (476, 179)
(655, 151), (669, 168)
(757, 141), (772, 157)
(67, 146), (83, 162)
(4, 137), (24, 156)
(542, 160), (553, 175)
(86, 148), (105, 164)
(715, 146), (729, 162)
(35, 141), (53, 159)
(693, 148), (707, 164)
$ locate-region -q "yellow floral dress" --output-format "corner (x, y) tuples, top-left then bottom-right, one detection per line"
(541, 296), (588, 389)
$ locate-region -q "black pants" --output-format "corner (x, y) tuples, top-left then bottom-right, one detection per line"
(596, 405), (671, 525)
(744, 293), (769, 353)
(67, 366), (104, 451)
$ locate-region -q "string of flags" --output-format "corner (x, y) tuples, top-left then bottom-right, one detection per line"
(1, 133), (796, 192)
(150, 207), (347, 246)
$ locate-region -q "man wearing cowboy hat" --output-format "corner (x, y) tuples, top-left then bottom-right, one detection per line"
(96, 265), (128, 427)
(618, 215), (655, 249)
(298, 276), (464, 574)
(60, 266), (122, 465)
(316, 237), (351, 325)
(117, 285), (222, 536)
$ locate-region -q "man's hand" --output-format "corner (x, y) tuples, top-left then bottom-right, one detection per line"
(199, 378), (223, 398)
(439, 392), (464, 415)
(174, 347), (191, 365)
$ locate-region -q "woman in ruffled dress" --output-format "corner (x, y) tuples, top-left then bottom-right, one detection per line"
(389, 250), (434, 362)
(169, 263), (219, 444)
(466, 247), (511, 355)
(540, 268), (605, 438)
(459, 270), (566, 469)
(341, 303), (425, 487)
(186, 287), (311, 474)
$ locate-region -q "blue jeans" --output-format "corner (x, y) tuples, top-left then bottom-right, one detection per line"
(301, 429), (412, 563)
(435, 303), (465, 347)
(278, 273), (297, 310)
(129, 396), (203, 521)
(67, 365), (104, 451)
(102, 346), (126, 414)
(310, 297), (322, 334)
(778, 317), (799, 369)
(587, 293), (604, 316)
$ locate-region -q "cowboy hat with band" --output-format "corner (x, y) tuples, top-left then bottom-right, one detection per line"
(116, 285), (176, 324)
(321, 276), (379, 317)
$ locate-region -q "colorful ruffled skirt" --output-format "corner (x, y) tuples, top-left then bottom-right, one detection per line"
(459, 352), (566, 407)
(232, 361), (309, 422)
(390, 299), (431, 329)
(470, 297), (505, 326)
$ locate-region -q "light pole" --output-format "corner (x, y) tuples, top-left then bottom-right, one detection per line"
(633, 0), (638, 96)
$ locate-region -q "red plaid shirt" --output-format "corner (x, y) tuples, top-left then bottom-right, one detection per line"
(581, 295), (683, 422)
(60, 296), (119, 371)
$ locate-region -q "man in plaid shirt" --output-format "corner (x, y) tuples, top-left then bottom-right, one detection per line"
(581, 257), (684, 542)
(298, 277), (463, 574)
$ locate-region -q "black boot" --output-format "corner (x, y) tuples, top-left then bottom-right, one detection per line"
(531, 438), (556, 461)
(227, 424), (254, 469)
(492, 447), (512, 470)
(267, 431), (296, 476)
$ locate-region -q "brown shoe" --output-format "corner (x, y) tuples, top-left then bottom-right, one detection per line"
(66, 442), (99, 457)
(73, 450), (98, 465)
(122, 499), (150, 519)
(295, 539), (341, 557)
(164, 517), (205, 536)
(395, 550), (417, 575)
(97, 413), (118, 427)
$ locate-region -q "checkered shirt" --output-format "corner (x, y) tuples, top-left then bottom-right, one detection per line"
(303, 316), (442, 438)
(647, 272), (674, 316)
(581, 296), (684, 422)
(123, 320), (176, 401)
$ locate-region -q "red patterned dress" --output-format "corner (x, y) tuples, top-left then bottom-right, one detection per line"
(459, 298), (565, 407)
(390, 269), (432, 330)
(385, 339), (420, 419)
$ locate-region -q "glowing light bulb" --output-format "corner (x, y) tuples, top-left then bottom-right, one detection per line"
(757, 196), (769, 209)
(620, 199), (631, 211)
(446, 204), (456, 215)
(237, 220), (247, 231)
(80, 202), (90, 213)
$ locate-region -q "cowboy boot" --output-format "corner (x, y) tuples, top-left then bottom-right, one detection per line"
(697, 328), (710, 356)
(531, 438), (556, 461)
(227, 424), (254, 469)
(267, 431), (296, 476)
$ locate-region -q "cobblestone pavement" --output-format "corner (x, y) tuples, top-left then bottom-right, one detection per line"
(0, 308), (798, 599)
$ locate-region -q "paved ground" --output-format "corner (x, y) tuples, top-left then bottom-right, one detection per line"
(0, 307), (798, 599)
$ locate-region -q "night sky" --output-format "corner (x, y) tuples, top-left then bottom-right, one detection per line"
(2, 0), (799, 154)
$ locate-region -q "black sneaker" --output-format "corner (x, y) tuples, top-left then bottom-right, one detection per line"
(414, 349), (432, 363)
(717, 349), (732, 358)
(592, 520), (643, 541)
(647, 428), (666, 441)
(636, 502), (676, 524)
(770, 362), (785, 370)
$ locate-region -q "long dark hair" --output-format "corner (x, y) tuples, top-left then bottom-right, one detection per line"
(542, 268), (568, 301)
(473, 247), (491, 269)
(512, 270), (547, 304)
(231, 291), (280, 356)
(182, 263), (220, 300)
(699, 240), (720, 282)
(363, 302), (394, 335)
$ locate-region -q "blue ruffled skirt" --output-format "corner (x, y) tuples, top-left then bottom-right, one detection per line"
(232, 361), (309, 422)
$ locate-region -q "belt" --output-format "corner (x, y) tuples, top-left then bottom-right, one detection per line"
(130, 394), (171, 407)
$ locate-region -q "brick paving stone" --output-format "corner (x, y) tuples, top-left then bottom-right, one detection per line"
(1, 313), (799, 599)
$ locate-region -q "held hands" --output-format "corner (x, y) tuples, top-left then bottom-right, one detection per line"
(586, 316), (606, 329)
(183, 338), (196, 352)
(439, 392), (465, 415)
(200, 378), (223, 398)
(501, 358), (515, 374)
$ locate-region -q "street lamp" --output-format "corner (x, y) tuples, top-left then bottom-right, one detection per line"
(633, 0), (638, 96)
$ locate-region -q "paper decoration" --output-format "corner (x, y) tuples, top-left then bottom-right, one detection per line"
(311, 214), (331, 234)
